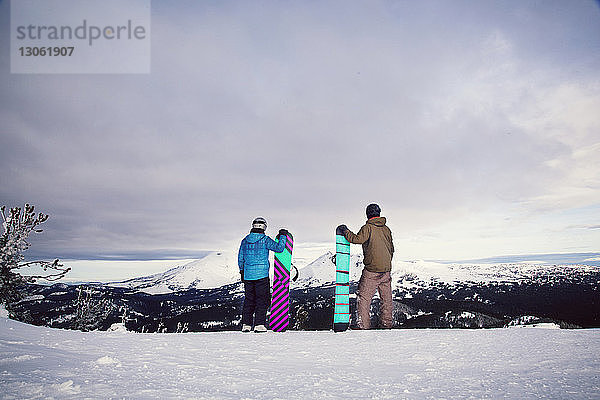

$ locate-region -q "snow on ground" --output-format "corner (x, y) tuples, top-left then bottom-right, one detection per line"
(1, 318), (599, 399)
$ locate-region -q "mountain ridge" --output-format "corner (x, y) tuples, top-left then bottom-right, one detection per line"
(107, 250), (600, 295)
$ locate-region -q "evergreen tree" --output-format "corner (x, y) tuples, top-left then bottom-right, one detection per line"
(0, 204), (70, 307)
(73, 286), (115, 331)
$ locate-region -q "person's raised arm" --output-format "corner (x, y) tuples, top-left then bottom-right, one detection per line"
(266, 230), (288, 253)
(344, 224), (370, 244)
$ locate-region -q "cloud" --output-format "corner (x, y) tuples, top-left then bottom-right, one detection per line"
(1, 0), (599, 260)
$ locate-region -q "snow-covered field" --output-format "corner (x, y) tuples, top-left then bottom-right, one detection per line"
(1, 318), (599, 399)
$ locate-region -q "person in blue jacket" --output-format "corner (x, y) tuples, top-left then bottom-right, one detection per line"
(238, 217), (288, 333)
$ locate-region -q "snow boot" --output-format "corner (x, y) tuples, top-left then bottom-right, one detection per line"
(254, 324), (267, 333)
(241, 324), (252, 333)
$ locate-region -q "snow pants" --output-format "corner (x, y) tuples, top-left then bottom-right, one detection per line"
(356, 269), (393, 329)
(242, 277), (270, 327)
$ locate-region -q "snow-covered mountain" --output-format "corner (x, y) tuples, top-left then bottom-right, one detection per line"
(108, 250), (600, 295)
(297, 252), (600, 293)
(391, 259), (600, 291)
(295, 251), (362, 286)
(10, 251), (600, 332)
(109, 252), (240, 294)
(107, 250), (360, 294)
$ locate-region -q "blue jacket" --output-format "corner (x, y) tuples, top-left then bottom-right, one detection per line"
(238, 232), (287, 280)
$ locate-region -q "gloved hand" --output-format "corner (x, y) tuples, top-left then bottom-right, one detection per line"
(336, 224), (349, 234)
(276, 228), (289, 239)
(239, 270), (244, 282)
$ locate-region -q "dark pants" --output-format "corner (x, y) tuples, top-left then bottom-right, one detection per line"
(242, 277), (271, 326)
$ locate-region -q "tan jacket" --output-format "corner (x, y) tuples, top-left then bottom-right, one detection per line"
(344, 217), (394, 272)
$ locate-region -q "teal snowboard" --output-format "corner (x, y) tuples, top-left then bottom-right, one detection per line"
(333, 226), (350, 332)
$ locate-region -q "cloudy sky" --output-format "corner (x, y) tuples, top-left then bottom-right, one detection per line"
(1, 1), (599, 276)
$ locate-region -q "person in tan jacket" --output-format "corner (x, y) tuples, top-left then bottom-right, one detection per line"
(338, 203), (394, 329)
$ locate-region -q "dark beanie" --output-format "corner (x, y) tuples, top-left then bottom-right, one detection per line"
(366, 203), (381, 219)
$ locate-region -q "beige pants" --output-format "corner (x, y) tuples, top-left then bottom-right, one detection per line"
(356, 269), (393, 329)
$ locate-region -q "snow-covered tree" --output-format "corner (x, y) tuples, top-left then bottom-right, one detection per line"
(73, 286), (115, 331)
(0, 204), (70, 306)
